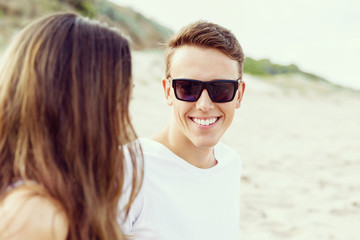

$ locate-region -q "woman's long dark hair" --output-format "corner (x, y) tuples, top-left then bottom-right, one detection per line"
(0, 12), (142, 239)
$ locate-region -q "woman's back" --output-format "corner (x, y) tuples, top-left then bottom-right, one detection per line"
(0, 12), (142, 239)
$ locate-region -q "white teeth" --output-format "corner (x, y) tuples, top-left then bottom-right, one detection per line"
(192, 117), (218, 126)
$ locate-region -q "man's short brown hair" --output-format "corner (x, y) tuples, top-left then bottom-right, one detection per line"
(165, 21), (244, 79)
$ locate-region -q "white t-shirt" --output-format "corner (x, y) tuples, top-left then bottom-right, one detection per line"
(121, 138), (242, 240)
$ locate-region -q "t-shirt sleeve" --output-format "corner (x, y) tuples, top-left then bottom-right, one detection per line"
(118, 145), (144, 234)
(119, 187), (144, 234)
(215, 142), (242, 171)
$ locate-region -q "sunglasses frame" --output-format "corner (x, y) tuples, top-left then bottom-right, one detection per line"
(170, 78), (241, 103)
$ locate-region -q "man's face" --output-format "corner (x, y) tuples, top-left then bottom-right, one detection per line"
(163, 45), (245, 149)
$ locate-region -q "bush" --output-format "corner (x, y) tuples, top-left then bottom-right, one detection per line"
(244, 57), (300, 76)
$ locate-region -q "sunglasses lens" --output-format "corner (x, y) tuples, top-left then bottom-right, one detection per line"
(174, 80), (202, 102)
(207, 82), (237, 102)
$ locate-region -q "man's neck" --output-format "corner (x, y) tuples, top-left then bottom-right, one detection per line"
(152, 127), (217, 169)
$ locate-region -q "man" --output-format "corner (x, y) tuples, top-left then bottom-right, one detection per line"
(123, 20), (245, 240)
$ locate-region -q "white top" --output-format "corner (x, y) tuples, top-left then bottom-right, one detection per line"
(121, 138), (242, 240)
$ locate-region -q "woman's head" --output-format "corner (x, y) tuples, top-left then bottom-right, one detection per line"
(0, 12), (140, 239)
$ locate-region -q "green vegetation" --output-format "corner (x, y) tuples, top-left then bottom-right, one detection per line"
(0, 0), (173, 50)
(242, 56), (353, 91)
(59, 0), (96, 16)
(244, 56), (326, 82)
(95, 1), (173, 49)
(244, 57), (299, 75)
(79, 1), (97, 18)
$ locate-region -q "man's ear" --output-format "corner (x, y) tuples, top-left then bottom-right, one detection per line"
(162, 78), (173, 106)
(235, 81), (246, 109)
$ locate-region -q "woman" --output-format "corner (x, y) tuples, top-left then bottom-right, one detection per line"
(0, 12), (142, 239)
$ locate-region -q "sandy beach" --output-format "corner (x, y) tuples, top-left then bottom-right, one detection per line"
(130, 50), (360, 240)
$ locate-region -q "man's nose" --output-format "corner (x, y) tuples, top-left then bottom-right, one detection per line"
(195, 89), (214, 111)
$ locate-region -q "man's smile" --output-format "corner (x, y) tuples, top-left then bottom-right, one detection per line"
(190, 117), (220, 126)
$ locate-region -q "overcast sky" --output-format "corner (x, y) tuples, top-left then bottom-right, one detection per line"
(109, 0), (360, 90)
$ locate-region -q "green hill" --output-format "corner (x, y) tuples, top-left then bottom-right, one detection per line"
(0, 0), (173, 51)
(244, 57), (332, 85)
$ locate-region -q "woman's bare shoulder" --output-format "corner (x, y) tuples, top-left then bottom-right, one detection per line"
(0, 185), (69, 240)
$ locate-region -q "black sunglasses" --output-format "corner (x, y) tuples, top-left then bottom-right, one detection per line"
(171, 78), (241, 103)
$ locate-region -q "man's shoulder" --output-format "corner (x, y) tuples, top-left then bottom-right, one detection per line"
(138, 137), (171, 158)
(214, 142), (242, 171)
(215, 142), (241, 159)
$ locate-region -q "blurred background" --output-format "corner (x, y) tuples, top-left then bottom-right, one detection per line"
(1, 0), (359, 239)
(110, 0), (360, 91)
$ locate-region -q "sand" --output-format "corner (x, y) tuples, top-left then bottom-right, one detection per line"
(130, 50), (360, 240)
